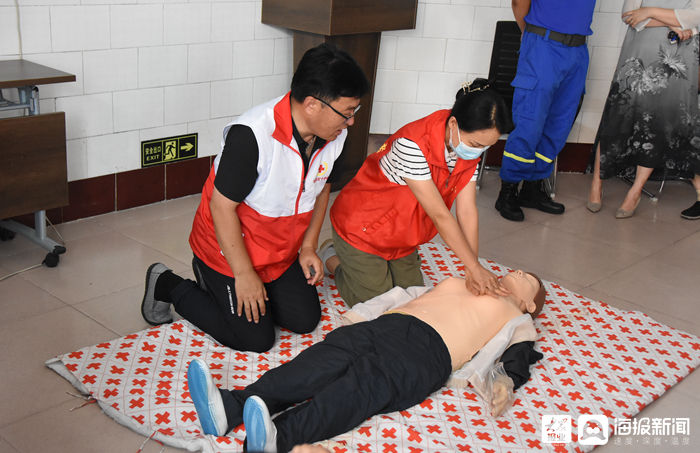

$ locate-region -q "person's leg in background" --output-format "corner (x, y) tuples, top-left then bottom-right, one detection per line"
(615, 165), (653, 219)
(328, 227), (397, 307)
(587, 141), (604, 212)
(497, 32), (553, 222)
(519, 42), (588, 215)
(681, 173), (700, 219)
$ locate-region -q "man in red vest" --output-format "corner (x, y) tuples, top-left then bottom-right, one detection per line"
(140, 44), (369, 352)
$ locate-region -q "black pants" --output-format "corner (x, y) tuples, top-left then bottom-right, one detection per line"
(171, 256), (321, 352)
(220, 314), (452, 452)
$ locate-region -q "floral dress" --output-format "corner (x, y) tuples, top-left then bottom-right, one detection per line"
(595, 0), (700, 179)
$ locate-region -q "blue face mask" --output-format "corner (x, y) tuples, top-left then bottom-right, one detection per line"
(451, 126), (489, 160)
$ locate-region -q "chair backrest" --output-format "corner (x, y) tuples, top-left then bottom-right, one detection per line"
(487, 21), (522, 111)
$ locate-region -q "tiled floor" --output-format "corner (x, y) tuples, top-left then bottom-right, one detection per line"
(0, 170), (698, 453)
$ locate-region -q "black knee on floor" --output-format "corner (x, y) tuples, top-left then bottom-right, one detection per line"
(283, 309), (321, 334)
(220, 331), (276, 354)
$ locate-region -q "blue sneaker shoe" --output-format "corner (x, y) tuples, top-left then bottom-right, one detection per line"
(243, 395), (277, 452)
(187, 359), (228, 436)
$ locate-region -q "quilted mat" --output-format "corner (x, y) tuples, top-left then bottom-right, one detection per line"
(46, 242), (700, 453)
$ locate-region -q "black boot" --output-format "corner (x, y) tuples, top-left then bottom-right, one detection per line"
(518, 179), (565, 214)
(495, 181), (524, 221)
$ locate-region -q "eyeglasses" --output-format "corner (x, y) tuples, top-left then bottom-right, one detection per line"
(313, 96), (361, 122)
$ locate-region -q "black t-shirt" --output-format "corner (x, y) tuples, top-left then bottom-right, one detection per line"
(214, 123), (339, 202)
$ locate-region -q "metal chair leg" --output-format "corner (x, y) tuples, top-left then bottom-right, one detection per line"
(543, 156), (558, 198)
(476, 149), (488, 190)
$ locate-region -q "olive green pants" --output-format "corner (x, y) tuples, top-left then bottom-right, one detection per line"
(331, 227), (424, 307)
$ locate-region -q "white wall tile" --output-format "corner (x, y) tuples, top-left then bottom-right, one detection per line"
(582, 79), (612, 113)
(395, 37), (446, 71)
(66, 138), (88, 182)
(113, 87), (164, 132)
(189, 42), (233, 83)
(211, 78), (254, 118)
(0, 7), (20, 55)
(599, 0), (625, 14)
(50, 6), (110, 52)
(588, 46), (621, 81)
(273, 38), (292, 75)
(111, 4), (163, 49)
(452, 0), (501, 5)
(21, 52), (84, 98)
(472, 7), (516, 42)
(567, 116), (582, 143)
(86, 130), (141, 177)
(374, 69), (419, 103)
(19, 7), (52, 54)
(444, 39), (493, 74)
(84, 49), (138, 94)
(189, 117), (233, 157)
(252, 74), (290, 105)
(164, 83), (210, 125)
(212, 1), (255, 42)
(423, 4), (474, 39)
(253, 2), (291, 40)
(579, 110), (603, 143)
(589, 12), (626, 47)
(164, 3), (211, 45)
(38, 98), (56, 114)
(377, 35), (397, 70)
(389, 102), (440, 133)
(417, 72), (466, 105)
(15, 0), (74, 5)
(369, 101), (392, 135)
(57, 93), (114, 140)
(234, 40), (274, 78)
(139, 124), (188, 144)
(138, 46), (188, 88)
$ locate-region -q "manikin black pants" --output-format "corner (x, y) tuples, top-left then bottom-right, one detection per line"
(219, 313), (452, 452)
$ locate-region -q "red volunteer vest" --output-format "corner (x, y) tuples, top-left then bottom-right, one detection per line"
(189, 93), (345, 282)
(330, 110), (478, 260)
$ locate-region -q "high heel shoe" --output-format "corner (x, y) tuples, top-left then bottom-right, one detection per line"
(615, 196), (640, 219)
(587, 188), (603, 213)
(586, 200), (602, 213)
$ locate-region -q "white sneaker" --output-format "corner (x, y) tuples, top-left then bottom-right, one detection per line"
(187, 359), (228, 436)
(243, 395), (277, 452)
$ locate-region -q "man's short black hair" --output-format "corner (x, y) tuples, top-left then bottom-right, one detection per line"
(291, 43), (370, 103)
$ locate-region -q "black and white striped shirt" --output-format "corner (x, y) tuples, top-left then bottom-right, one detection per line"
(379, 137), (478, 185)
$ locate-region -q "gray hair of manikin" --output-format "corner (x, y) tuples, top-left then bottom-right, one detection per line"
(525, 272), (546, 319)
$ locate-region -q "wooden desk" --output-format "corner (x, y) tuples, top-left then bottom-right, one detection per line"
(0, 60), (75, 264)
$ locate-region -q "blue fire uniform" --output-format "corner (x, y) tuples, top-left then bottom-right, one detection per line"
(501, 0), (597, 183)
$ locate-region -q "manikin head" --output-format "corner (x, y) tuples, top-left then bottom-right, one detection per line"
(498, 270), (546, 319)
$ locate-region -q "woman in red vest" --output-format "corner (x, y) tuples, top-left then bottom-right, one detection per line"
(325, 79), (513, 306)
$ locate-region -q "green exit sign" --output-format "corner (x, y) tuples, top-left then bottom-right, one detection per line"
(141, 133), (198, 167)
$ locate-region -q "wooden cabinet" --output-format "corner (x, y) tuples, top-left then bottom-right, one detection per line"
(262, 0), (418, 190)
